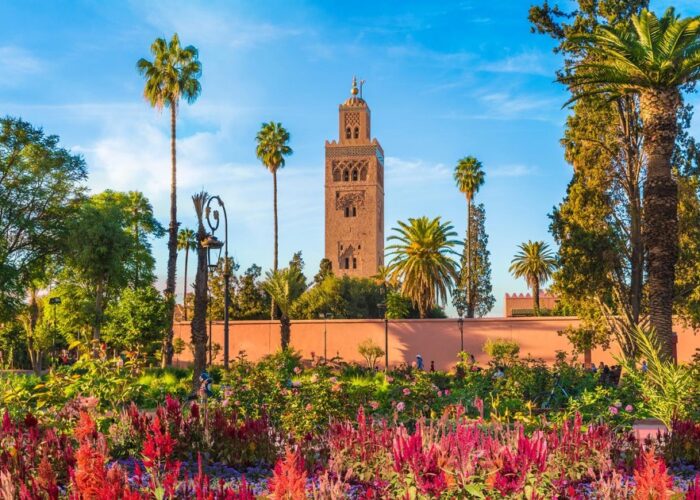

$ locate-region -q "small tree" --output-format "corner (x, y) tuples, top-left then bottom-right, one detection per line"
(483, 338), (520, 366)
(263, 267), (306, 350)
(358, 338), (384, 370)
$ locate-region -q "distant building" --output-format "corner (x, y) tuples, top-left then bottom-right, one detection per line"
(504, 292), (559, 317)
(324, 77), (385, 277)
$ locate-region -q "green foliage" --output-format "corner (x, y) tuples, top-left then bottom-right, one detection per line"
(103, 285), (167, 359)
(255, 122), (293, 173)
(293, 275), (383, 319)
(483, 338), (520, 365)
(617, 326), (694, 427)
(357, 338), (384, 369)
(0, 117), (86, 319)
(263, 266), (307, 318)
(387, 216), (460, 318)
(453, 203), (495, 318)
(509, 241), (556, 315)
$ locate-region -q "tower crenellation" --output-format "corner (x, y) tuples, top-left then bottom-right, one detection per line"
(324, 77), (384, 277)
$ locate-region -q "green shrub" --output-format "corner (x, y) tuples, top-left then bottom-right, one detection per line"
(484, 338), (520, 365)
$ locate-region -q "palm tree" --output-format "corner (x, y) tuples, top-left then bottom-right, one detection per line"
(177, 228), (196, 321)
(263, 267), (306, 350)
(454, 156), (485, 318)
(386, 216), (460, 318)
(256, 122), (293, 319)
(509, 241), (557, 315)
(137, 33), (202, 367)
(190, 192), (209, 389)
(564, 8), (700, 358)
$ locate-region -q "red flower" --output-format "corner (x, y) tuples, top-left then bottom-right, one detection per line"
(268, 448), (308, 499)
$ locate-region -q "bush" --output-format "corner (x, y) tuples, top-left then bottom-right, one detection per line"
(483, 338), (520, 365)
(357, 338), (384, 370)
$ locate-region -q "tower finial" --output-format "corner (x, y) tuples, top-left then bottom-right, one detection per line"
(351, 76), (358, 96)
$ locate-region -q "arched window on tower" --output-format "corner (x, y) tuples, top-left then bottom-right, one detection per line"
(360, 167), (368, 181)
(352, 168), (358, 181)
(333, 169), (341, 182)
(345, 127), (351, 139)
(343, 169), (349, 182)
(353, 127), (359, 139)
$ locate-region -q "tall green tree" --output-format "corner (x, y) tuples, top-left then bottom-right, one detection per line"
(562, 8), (700, 358)
(137, 33), (202, 367)
(190, 192), (209, 388)
(62, 195), (133, 347)
(509, 241), (557, 315)
(255, 122), (293, 314)
(452, 204), (495, 318)
(0, 117), (86, 319)
(453, 156), (485, 318)
(387, 216), (460, 318)
(177, 228), (196, 320)
(263, 267), (306, 350)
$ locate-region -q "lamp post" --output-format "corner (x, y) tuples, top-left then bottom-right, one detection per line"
(456, 304), (465, 354)
(201, 234), (221, 366)
(319, 312), (332, 361)
(377, 302), (388, 370)
(203, 195), (231, 369)
(49, 297), (61, 353)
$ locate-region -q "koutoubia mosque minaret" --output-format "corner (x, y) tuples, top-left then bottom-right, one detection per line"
(324, 77), (385, 277)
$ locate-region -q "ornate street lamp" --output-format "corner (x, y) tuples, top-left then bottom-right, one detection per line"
(456, 304), (465, 353)
(202, 195), (231, 369)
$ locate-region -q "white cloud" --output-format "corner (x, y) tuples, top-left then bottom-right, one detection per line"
(479, 50), (555, 77)
(384, 156), (450, 184)
(489, 164), (537, 177)
(0, 46), (42, 85)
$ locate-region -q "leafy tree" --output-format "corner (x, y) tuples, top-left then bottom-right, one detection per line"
(137, 33), (202, 367)
(190, 191), (209, 388)
(0, 117), (86, 319)
(562, 8), (700, 358)
(387, 216), (460, 318)
(263, 267), (306, 349)
(675, 173), (700, 327)
(233, 264), (270, 320)
(93, 190), (164, 289)
(509, 241), (557, 315)
(453, 156), (485, 318)
(255, 122), (293, 276)
(103, 285), (167, 360)
(357, 338), (384, 370)
(313, 258), (333, 285)
(62, 194), (133, 347)
(206, 256), (239, 321)
(292, 275), (383, 319)
(177, 228), (196, 320)
(452, 203), (495, 318)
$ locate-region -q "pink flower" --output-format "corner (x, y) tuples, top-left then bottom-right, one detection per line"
(305, 404), (313, 411)
(331, 384), (342, 392)
(386, 376), (394, 383)
(437, 391), (442, 397)
(294, 367), (302, 374)
(369, 401), (380, 410)
(291, 381), (301, 388)
(444, 389), (450, 396)
(609, 406), (619, 415)
(329, 377), (338, 383)
(625, 404), (634, 412)
(396, 402), (405, 412)
(402, 388), (411, 396)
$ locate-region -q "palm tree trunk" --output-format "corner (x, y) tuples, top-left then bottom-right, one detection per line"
(280, 314), (290, 350)
(163, 103), (179, 368)
(532, 277), (540, 315)
(191, 224), (209, 390)
(183, 247), (189, 321)
(271, 169), (279, 320)
(640, 89), (680, 361)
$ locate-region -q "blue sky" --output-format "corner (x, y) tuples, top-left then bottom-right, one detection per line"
(2, 0), (699, 316)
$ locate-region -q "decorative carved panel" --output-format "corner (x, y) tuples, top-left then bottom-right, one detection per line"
(344, 112), (360, 129)
(335, 191), (365, 210)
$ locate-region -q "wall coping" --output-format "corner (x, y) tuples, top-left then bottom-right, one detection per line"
(175, 316), (582, 326)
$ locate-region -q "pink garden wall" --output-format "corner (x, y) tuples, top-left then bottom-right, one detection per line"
(172, 317), (700, 370)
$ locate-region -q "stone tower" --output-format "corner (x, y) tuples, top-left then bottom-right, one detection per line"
(324, 77), (385, 277)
